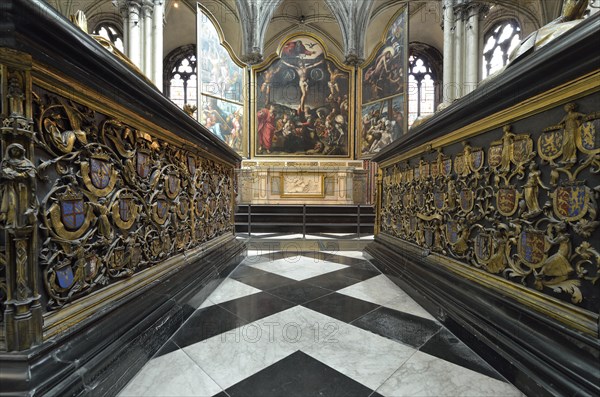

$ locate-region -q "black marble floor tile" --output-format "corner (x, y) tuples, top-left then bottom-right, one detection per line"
(420, 327), (505, 381)
(211, 392), (230, 397)
(152, 340), (180, 358)
(170, 305), (247, 349)
(335, 266), (380, 281)
(303, 293), (380, 323)
(230, 265), (295, 290)
(302, 272), (364, 291)
(224, 351), (377, 397)
(351, 307), (442, 349)
(266, 281), (332, 304)
(217, 291), (296, 323)
(186, 278), (224, 309)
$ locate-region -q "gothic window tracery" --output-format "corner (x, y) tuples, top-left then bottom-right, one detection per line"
(92, 22), (124, 53)
(482, 19), (521, 79)
(408, 43), (440, 127)
(164, 47), (198, 115)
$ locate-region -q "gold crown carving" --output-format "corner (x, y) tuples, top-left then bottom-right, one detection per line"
(59, 188), (83, 201)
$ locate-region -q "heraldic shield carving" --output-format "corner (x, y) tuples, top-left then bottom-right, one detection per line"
(81, 153), (117, 196)
(136, 150), (151, 178)
(518, 229), (547, 267)
(378, 101), (599, 308)
(497, 185), (520, 217)
(470, 148), (485, 171)
(474, 232), (493, 262)
(446, 221), (460, 245)
(55, 264), (75, 290)
(552, 182), (589, 222)
(111, 191), (139, 230)
(31, 90), (236, 311)
(165, 173), (181, 199)
(49, 188), (93, 240)
(459, 188), (474, 212)
(151, 194), (170, 225)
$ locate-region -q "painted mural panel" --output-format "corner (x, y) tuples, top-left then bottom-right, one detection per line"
(360, 95), (405, 155)
(199, 96), (244, 153)
(254, 35), (352, 156)
(362, 8), (406, 104)
(197, 7), (245, 155)
(359, 6), (407, 158)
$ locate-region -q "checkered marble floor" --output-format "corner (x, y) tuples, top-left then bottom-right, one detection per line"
(119, 250), (523, 397)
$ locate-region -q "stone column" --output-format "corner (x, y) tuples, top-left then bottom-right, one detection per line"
(121, 7), (129, 55)
(465, 3), (481, 94)
(127, 1), (142, 68)
(442, 0), (455, 104)
(142, 2), (153, 78)
(0, 48), (43, 351)
(153, 0), (164, 90)
(454, 4), (465, 99)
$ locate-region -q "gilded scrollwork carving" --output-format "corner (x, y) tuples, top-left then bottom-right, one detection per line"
(380, 101), (600, 307)
(31, 89), (235, 310)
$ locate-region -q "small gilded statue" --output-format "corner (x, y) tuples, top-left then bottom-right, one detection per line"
(0, 143), (37, 227)
(522, 163), (549, 219)
(559, 103), (585, 164)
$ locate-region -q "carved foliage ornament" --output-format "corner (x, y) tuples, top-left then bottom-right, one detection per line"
(32, 90), (235, 309)
(379, 102), (599, 306)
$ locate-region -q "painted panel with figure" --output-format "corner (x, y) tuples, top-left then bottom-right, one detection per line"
(254, 34), (353, 157)
(362, 7), (406, 105)
(197, 6), (246, 155)
(199, 96), (244, 153)
(360, 95), (405, 155)
(359, 6), (407, 158)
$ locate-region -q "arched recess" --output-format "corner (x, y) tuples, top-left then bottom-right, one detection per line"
(481, 2), (539, 37)
(263, 0), (345, 63)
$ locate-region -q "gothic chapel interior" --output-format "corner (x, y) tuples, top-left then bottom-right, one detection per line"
(0, 0), (599, 396)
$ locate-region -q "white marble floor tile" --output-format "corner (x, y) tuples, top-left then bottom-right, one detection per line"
(118, 349), (222, 397)
(377, 351), (523, 397)
(301, 313), (417, 391)
(337, 275), (437, 322)
(248, 257), (348, 281)
(269, 306), (352, 350)
(337, 274), (405, 305)
(383, 293), (437, 322)
(182, 317), (299, 389)
(198, 279), (262, 309)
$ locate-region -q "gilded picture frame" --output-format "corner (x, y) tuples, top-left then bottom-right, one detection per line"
(251, 33), (354, 158)
(197, 3), (248, 157)
(358, 5), (409, 159)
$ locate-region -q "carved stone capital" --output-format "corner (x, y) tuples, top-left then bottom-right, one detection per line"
(240, 51), (263, 66)
(344, 53), (364, 67)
